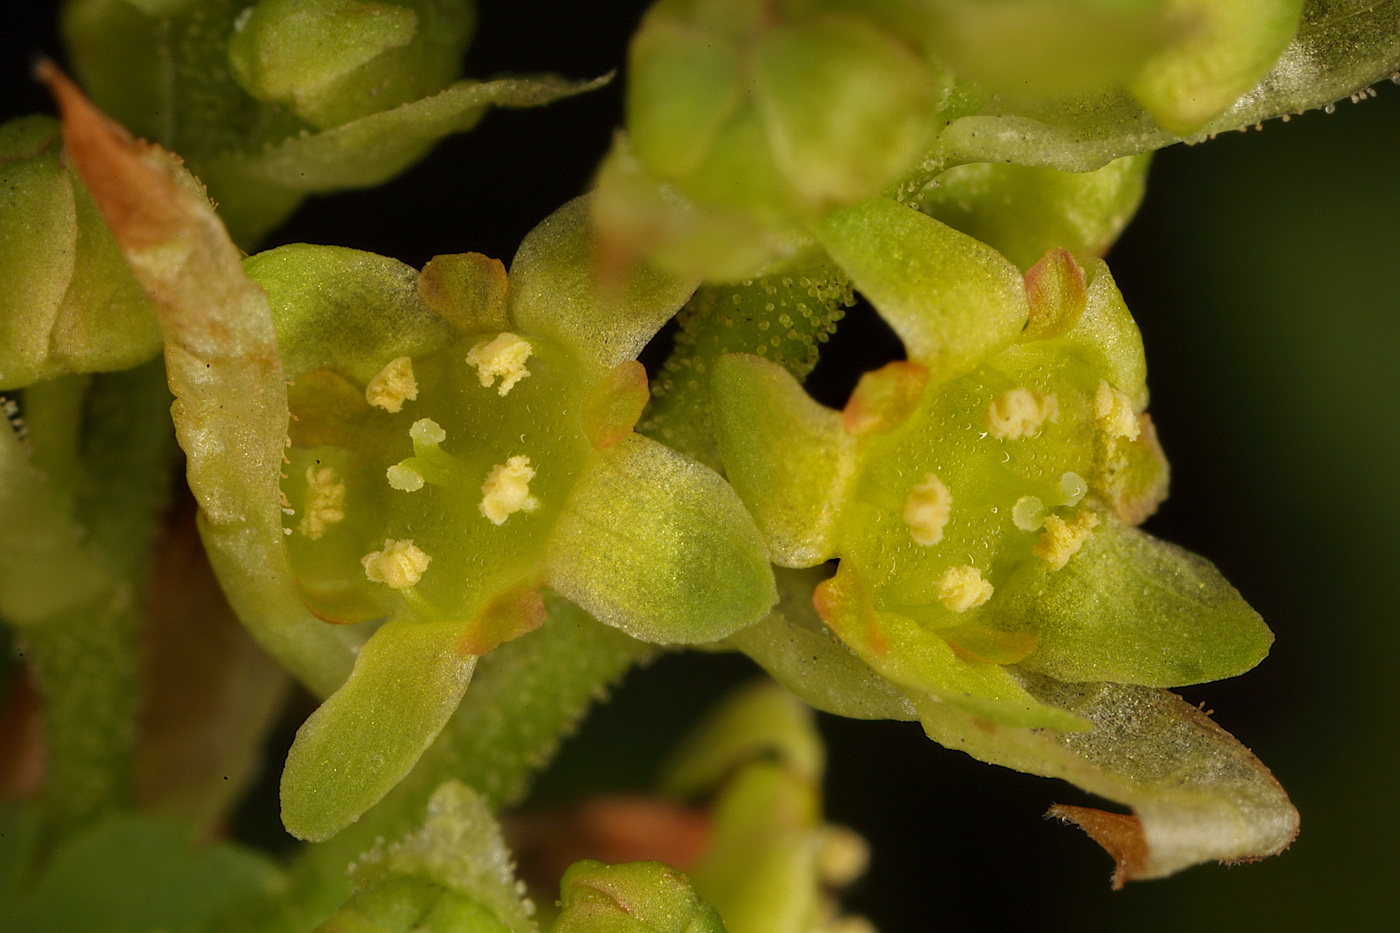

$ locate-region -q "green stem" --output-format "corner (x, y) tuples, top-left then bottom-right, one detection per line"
(6, 362), (176, 843)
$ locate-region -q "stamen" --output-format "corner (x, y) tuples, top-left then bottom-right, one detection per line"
(904, 473), (951, 546)
(298, 465), (346, 539)
(365, 356), (418, 412)
(985, 387), (1058, 439)
(466, 333), (533, 396)
(480, 455), (539, 525)
(937, 565), (993, 612)
(361, 538), (431, 588)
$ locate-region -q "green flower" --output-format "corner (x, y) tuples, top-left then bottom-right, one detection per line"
(251, 197), (777, 840)
(712, 197), (1271, 729)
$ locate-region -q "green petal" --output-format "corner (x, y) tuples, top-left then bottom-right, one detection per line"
(508, 196), (700, 372)
(814, 562), (1088, 731)
(1061, 259), (1150, 409)
(1001, 519), (1273, 687)
(726, 568), (917, 723)
(245, 243), (458, 382)
(280, 618), (476, 841)
(915, 676), (1298, 883)
(544, 434), (776, 645)
(813, 197), (1027, 374)
(712, 353), (857, 567)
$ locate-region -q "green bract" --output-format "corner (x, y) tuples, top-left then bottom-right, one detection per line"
(61, 0), (604, 245)
(713, 200), (1271, 729)
(251, 197), (776, 840)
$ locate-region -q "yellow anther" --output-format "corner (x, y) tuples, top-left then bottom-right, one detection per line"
(410, 417), (446, 447)
(297, 466), (345, 539)
(1033, 509), (1100, 570)
(985, 387), (1058, 439)
(361, 538), (431, 589)
(480, 455), (540, 525)
(364, 356), (418, 412)
(386, 463), (425, 492)
(1093, 380), (1140, 440)
(904, 473), (951, 546)
(937, 565), (993, 612)
(466, 332), (533, 396)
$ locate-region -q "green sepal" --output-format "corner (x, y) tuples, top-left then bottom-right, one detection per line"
(554, 861), (726, 933)
(508, 196), (700, 373)
(661, 680), (825, 797)
(711, 353), (857, 567)
(245, 244), (457, 382)
(915, 675), (1298, 883)
(1001, 519), (1273, 686)
(813, 197), (1028, 374)
(280, 618), (477, 842)
(543, 434), (776, 645)
(916, 154), (1151, 271)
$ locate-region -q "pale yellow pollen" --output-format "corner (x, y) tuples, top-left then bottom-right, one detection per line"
(466, 333), (533, 396)
(937, 565), (994, 612)
(386, 463), (424, 492)
(904, 473), (951, 546)
(1012, 495), (1045, 532)
(1093, 380), (1140, 440)
(361, 538), (431, 589)
(985, 387), (1059, 439)
(410, 417), (446, 447)
(1032, 509), (1100, 570)
(297, 466), (345, 539)
(364, 356), (418, 413)
(480, 455), (540, 525)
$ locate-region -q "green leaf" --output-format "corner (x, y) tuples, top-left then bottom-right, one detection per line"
(544, 434), (776, 644)
(915, 675), (1298, 884)
(281, 618), (477, 841)
(554, 861), (726, 933)
(0, 813), (279, 933)
(711, 353), (858, 567)
(508, 196), (700, 373)
(813, 197), (1028, 374)
(1001, 519), (1273, 686)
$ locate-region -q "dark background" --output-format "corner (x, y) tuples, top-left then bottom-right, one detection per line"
(5, 3), (1399, 930)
